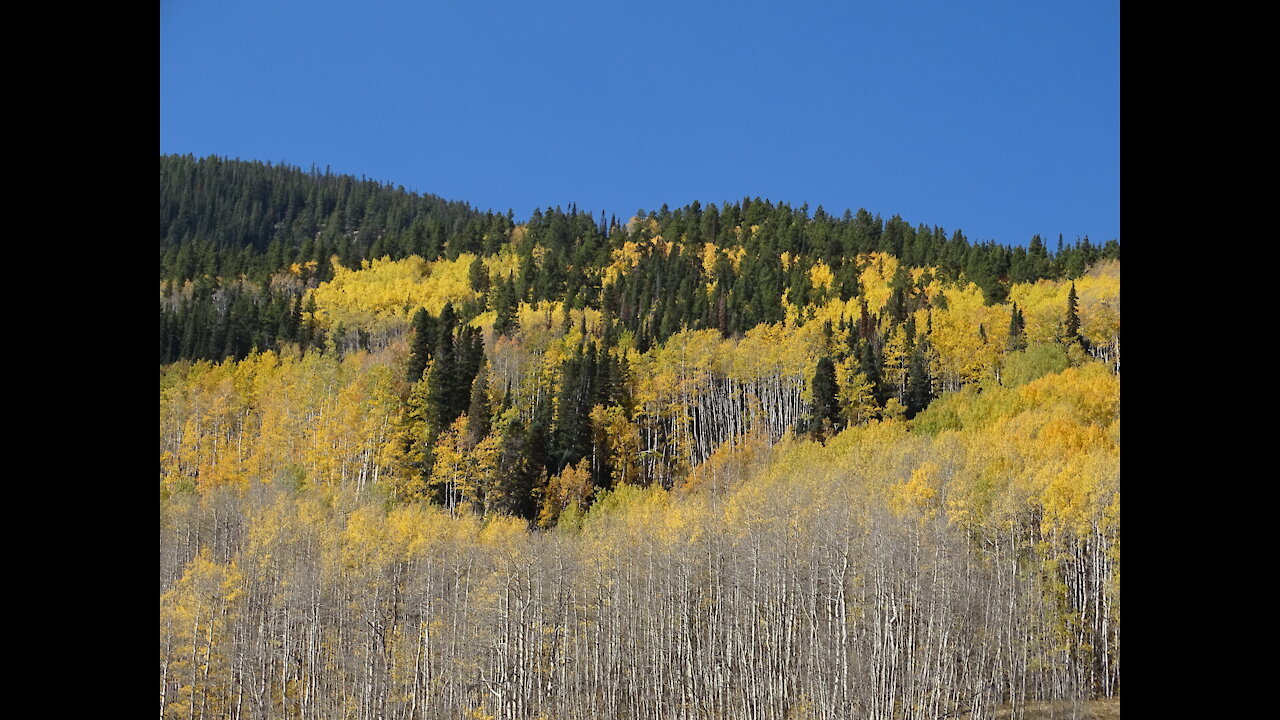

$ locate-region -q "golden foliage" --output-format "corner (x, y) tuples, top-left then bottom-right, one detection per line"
(538, 459), (594, 529)
(808, 259), (834, 290)
(309, 254), (480, 334)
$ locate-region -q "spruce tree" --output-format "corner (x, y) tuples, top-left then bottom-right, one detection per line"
(468, 256), (489, 294)
(1063, 282), (1081, 345)
(1007, 302), (1027, 352)
(809, 356), (840, 440)
(406, 308), (436, 382)
(493, 274), (518, 336)
(464, 362), (492, 449)
(905, 346), (933, 419)
(859, 341), (887, 408)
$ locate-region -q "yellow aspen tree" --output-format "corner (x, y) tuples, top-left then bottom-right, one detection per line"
(461, 432), (501, 515)
(835, 358), (879, 427)
(590, 404), (642, 488)
(428, 415), (470, 513)
(159, 551), (243, 720)
(881, 324), (911, 403)
(538, 459), (594, 528)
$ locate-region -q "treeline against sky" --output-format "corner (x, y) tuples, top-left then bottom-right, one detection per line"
(160, 154), (1120, 718)
(161, 155), (1117, 365)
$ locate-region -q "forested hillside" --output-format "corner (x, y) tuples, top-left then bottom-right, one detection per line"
(160, 155), (1119, 719)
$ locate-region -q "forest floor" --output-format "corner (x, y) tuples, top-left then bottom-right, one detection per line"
(982, 697), (1120, 719)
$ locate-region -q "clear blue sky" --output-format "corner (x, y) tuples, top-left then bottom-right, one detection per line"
(160, 0), (1119, 247)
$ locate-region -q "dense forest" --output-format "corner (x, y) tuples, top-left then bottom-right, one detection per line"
(160, 155), (1120, 719)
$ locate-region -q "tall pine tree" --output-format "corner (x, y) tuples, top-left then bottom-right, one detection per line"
(809, 356), (840, 440)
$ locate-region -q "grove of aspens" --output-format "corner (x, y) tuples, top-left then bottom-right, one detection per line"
(160, 155), (1119, 720)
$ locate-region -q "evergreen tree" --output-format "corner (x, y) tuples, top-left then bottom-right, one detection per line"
(553, 347), (595, 473)
(809, 356), (840, 440)
(1063, 282), (1082, 345)
(1007, 302), (1027, 352)
(493, 274), (518, 336)
(406, 308), (436, 382)
(905, 346), (934, 419)
(859, 340), (887, 408)
(451, 327), (485, 420)
(488, 413), (536, 519)
(394, 363), (438, 499)
(468, 255), (489, 294)
(464, 362), (492, 449)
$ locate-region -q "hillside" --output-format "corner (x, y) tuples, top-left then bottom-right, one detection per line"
(159, 156), (1120, 719)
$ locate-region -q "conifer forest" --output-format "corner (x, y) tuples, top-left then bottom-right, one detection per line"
(160, 155), (1120, 719)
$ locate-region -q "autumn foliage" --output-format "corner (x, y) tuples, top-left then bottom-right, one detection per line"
(161, 161), (1120, 718)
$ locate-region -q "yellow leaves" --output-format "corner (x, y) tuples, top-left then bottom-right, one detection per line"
(1006, 270), (1119, 351)
(681, 428), (771, 495)
(808, 259), (834, 290)
(732, 323), (815, 383)
(539, 459), (594, 529)
(881, 324), (911, 395)
(1034, 415), (1110, 457)
(1076, 261), (1121, 349)
(889, 462), (940, 517)
(834, 360), (878, 426)
(1039, 451), (1118, 537)
(881, 397), (907, 422)
(858, 252), (897, 312)
(341, 504), (391, 569)
(428, 415), (472, 506)
(603, 241), (643, 286)
(590, 404), (641, 487)
(624, 215), (661, 237)
(928, 282), (1004, 388)
(288, 259), (318, 276)
(724, 244), (747, 272)
(160, 550), (244, 716)
(785, 694), (816, 720)
(483, 246), (522, 285)
(701, 242), (720, 276)
(583, 481), (702, 554)
(161, 550), (244, 637)
(161, 342), (412, 500)
(1017, 363), (1120, 428)
(309, 254), (480, 335)
(478, 514), (528, 552)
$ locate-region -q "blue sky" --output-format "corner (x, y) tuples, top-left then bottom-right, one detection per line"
(160, 0), (1119, 247)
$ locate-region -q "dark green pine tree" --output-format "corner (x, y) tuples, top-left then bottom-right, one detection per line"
(282, 293), (302, 344)
(406, 308), (437, 382)
(490, 415), (536, 520)
(859, 340), (887, 408)
(425, 348), (455, 431)
(1063, 282), (1081, 345)
(1007, 302), (1027, 352)
(519, 388), (555, 518)
(464, 361), (492, 449)
(468, 255), (489, 295)
(493, 274), (518, 336)
(905, 346), (934, 419)
(301, 294), (319, 349)
(809, 356), (840, 441)
(551, 345), (599, 474)
(160, 306), (171, 364)
(450, 327), (485, 421)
